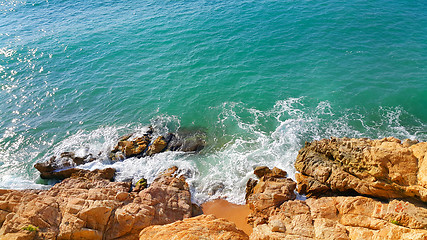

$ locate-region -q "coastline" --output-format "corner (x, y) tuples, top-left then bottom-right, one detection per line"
(0, 136), (426, 239)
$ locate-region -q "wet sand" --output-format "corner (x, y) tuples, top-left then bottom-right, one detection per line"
(201, 199), (252, 235)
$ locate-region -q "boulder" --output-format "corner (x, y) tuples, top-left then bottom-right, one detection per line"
(133, 177), (147, 192)
(295, 137), (427, 202)
(246, 167), (296, 226)
(34, 152), (97, 180)
(111, 135), (151, 159)
(139, 214), (249, 240)
(145, 136), (167, 156)
(0, 167), (195, 240)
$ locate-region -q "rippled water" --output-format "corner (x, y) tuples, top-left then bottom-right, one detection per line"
(1, 0), (426, 203)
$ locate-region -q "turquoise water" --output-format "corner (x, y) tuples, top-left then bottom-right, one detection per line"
(1, 0), (426, 203)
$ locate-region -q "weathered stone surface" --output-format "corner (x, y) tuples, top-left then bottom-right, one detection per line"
(112, 135), (151, 159)
(295, 137), (427, 202)
(246, 167), (296, 227)
(70, 168), (116, 181)
(249, 196), (427, 240)
(246, 162), (427, 240)
(139, 214), (249, 240)
(34, 152), (97, 180)
(0, 167), (194, 240)
(145, 136), (168, 156)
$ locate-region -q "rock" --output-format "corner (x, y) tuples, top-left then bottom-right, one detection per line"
(295, 137), (427, 202)
(253, 166), (288, 179)
(145, 136), (167, 156)
(138, 214), (249, 240)
(245, 178), (258, 202)
(70, 168), (116, 181)
(133, 177), (147, 192)
(249, 195), (427, 240)
(247, 167), (296, 212)
(247, 163), (427, 239)
(112, 135), (151, 158)
(34, 153), (97, 180)
(165, 129), (206, 152)
(254, 166), (271, 178)
(0, 167), (195, 240)
(246, 167), (296, 227)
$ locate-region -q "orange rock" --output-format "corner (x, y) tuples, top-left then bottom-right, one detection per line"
(295, 137), (427, 202)
(0, 167), (194, 240)
(145, 136), (168, 156)
(139, 215), (249, 240)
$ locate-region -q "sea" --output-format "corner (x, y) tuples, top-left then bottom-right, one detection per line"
(1, 0), (426, 204)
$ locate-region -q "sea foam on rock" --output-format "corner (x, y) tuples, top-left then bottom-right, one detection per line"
(34, 126), (206, 180)
(4, 137), (427, 239)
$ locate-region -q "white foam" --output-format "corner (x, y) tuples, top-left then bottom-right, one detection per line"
(6, 97), (424, 204)
(0, 174), (49, 190)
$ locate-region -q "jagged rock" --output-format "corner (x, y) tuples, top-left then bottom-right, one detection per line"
(0, 167), (195, 240)
(111, 135), (151, 159)
(246, 167), (296, 227)
(139, 214), (249, 240)
(295, 137), (427, 202)
(145, 136), (167, 156)
(249, 196), (427, 240)
(34, 153), (97, 180)
(253, 166), (287, 179)
(35, 127), (207, 180)
(245, 178), (258, 202)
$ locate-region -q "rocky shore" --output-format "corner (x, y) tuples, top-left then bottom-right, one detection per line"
(0, 137), (426, 239)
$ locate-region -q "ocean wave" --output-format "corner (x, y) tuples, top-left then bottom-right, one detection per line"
(1, 97), (425, 204)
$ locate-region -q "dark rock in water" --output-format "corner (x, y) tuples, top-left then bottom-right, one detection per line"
(166, 129), (206, 152)
(146, 136), (168, 156)
(191, 203), (203, 217)
(35, 126), (207, 181)
(34, 152), (97, 180)
(208, 182), (225, 196)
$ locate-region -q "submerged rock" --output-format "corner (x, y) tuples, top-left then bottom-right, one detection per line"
(165, 129), (206, 152)
(294, 137), (427, 202)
